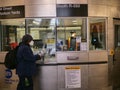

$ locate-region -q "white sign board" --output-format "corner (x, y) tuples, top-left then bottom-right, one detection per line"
(65, 66), (81, 88)
(80, 42), (87, 51)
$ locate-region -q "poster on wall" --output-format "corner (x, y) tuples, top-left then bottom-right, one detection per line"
(90, 22), (105, 49)
(65, 66), (81, 88)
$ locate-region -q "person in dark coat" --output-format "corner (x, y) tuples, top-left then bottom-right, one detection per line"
(16, 34), (41, 90)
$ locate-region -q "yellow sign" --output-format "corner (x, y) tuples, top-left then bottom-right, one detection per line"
(110, 49), (114, 55)
(65, 66), (80, 70)
(47, 39), (55, 43)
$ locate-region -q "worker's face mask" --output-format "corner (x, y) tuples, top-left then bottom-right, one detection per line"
(29, 40), (34, 46)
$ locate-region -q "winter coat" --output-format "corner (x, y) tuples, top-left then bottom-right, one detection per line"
(16, 43), (40, 76)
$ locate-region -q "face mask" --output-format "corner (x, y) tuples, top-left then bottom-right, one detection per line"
(29, 40), (34, 46)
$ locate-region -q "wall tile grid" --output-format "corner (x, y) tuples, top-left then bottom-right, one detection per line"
(25, 5), (56, 17)
(25, 0), (56, 5)
(107, 18), (114, 50)
(25, 0), (56, 17)
(0, 0), (24, 6)
(88, 0), (120, 18)
(56, 0), (87, 4)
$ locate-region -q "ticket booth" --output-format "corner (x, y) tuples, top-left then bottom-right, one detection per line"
(0, 0), (118, 90)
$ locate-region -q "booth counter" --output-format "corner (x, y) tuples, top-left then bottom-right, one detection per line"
(0, 51), (111, 90)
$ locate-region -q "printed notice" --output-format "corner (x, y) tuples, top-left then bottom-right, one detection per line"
(65, 66), (81, 88)
(80, 42), (87, 51)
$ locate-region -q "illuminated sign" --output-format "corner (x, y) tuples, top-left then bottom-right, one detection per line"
(57, 4), (88, 17)
(0, 5), (25, 19)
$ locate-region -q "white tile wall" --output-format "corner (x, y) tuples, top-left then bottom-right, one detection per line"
(88, 0), (107, 5)
(0, 0), (24, 6)
(25, 5), (56, 17)
(89, 51), (108, 61)
(107, 0), (120, 6)
(57, 0), (87, 4)
(25, 0), (56, 5)
(0, 52), (7, 62)
(88, 5), (107, 17)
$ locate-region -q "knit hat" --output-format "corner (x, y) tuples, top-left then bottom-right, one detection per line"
(22, 34), (33, 44)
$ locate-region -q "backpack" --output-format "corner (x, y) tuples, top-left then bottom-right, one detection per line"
(4, 46), (19, 69)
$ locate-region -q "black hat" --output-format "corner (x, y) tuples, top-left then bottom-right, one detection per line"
(22, 34), (33, 44)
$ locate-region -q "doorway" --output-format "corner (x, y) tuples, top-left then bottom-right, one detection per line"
(112, 18), (120, 90)
(114, 18), (120, 61)
(114, 25), (120, 48)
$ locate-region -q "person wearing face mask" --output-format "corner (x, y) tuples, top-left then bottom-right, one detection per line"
(29, 40), (34, 46)
(16, 34), (42, 90)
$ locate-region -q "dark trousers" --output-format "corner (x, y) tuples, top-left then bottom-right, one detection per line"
(113, 88), (120, 90)
(112, 84), (120, 90)
(17, 75), (33, 90)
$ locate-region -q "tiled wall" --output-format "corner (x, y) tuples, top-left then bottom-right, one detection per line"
(0, 52), (7, 62)
(0, 0), (120, 18)
(0, 0), (24, 6)
(88, 0), (120, 17)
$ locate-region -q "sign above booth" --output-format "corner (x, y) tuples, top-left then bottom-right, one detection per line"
(0, 5), (25, 19)
(56, 4), (88, 17)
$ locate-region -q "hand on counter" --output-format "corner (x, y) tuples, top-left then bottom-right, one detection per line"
(38, 50), (45, 58)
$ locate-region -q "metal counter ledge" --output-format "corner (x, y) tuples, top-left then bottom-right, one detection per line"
(0, 60), (108, 66)
(35, 60), (108, 66)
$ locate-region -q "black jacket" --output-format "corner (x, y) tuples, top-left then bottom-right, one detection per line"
(16, 43), (40, 76)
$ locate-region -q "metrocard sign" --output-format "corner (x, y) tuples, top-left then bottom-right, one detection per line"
(0, 5), (25, 19)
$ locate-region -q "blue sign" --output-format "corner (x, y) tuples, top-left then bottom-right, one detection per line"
(5, 69), (12, 79)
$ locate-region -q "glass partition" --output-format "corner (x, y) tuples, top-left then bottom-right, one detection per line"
(56, 18), (87, 51)
(89, 18), (106, 50)
(0, 17), (107, 52)
(26, 18), (56, 57)
(0, 19), (25, 51)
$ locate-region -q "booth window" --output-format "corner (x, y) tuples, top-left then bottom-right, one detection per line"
(89, 18), (106, 50)
(56, 18), (87, 51)
(0, 19), (25, 51)
(26, 18), (56, 57)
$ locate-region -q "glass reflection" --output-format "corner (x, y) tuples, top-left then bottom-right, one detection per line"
(26, 18), (56, 59)
(89, 18), (106, 50)
(0, 19), (25, 51)
(56, 18), (87, 51)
